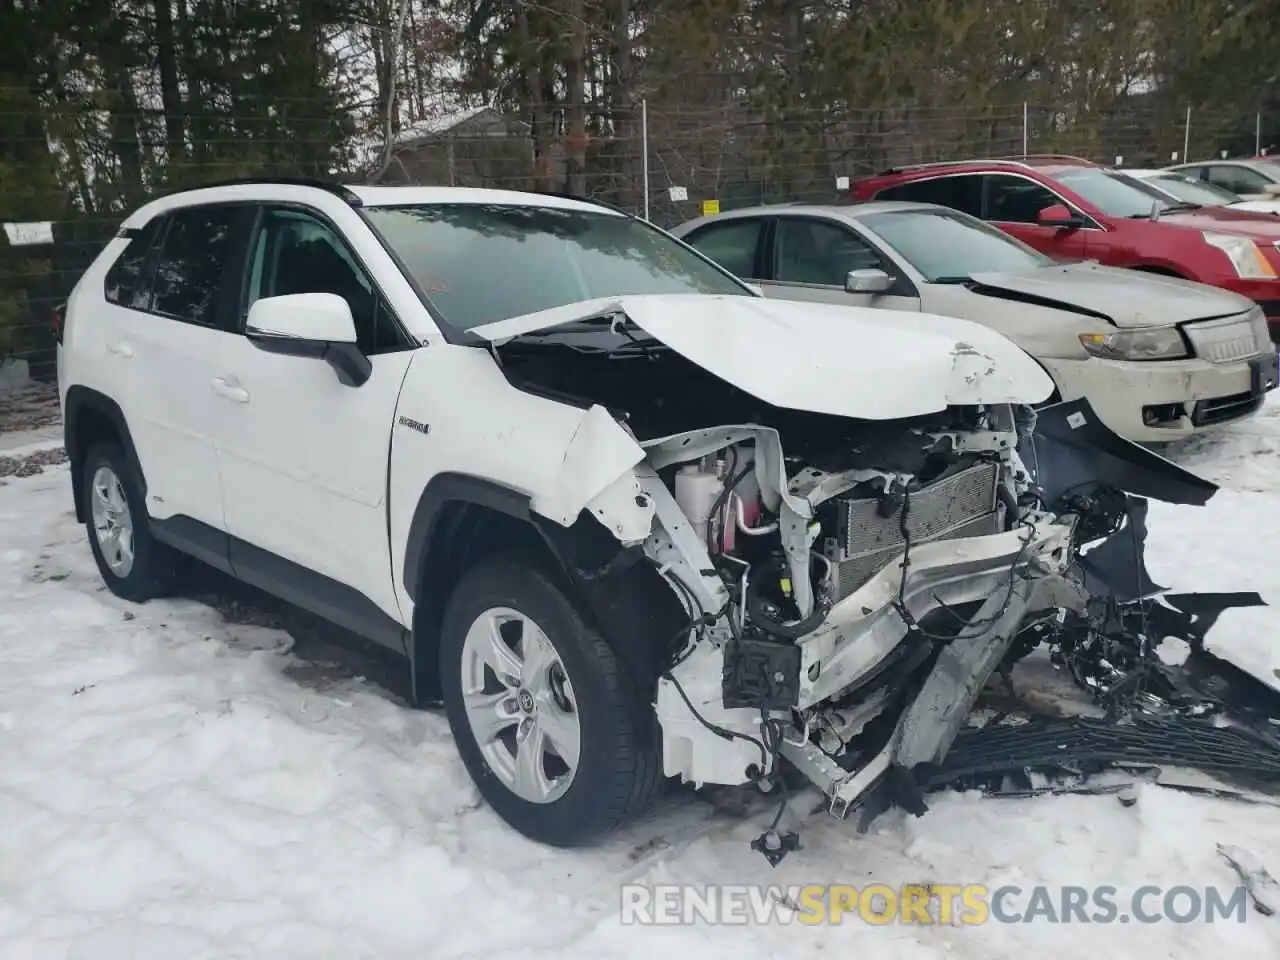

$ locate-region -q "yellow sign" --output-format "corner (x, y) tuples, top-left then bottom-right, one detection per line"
(702, 199), (720, 216)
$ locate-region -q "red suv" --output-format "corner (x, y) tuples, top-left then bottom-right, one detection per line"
(846, 156), (1280, 340)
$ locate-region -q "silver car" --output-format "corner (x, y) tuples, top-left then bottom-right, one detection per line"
(1122, 168), (1280, 216)
(1165, 158), (1280, 202)
(671, 201), (1277, 443)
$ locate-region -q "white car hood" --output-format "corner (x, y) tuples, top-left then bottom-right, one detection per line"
(966, 260), (1256, 328)
(470, 293), (1053, 419)
(1230, 199), (1280, 216)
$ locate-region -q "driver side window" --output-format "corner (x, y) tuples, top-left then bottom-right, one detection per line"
(982, 175), (1063, 224)
(245, 207), (406, 354)
(1204, 165), (1269, 195)
(774, 218), (884, 286)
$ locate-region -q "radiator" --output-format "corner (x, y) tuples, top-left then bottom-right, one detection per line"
(822, 461), (1002, 602)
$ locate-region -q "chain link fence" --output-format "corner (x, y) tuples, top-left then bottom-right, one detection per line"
(2, 92), (1275, 416)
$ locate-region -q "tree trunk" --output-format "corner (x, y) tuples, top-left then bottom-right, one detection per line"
(153, 0), (185, 166)
(517, 7), (555, 191)
(564, 0), (587, 195)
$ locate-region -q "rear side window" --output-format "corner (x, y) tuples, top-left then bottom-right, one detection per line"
(146, 205), (240, 328)
(875, 176), (983, 216)
(103, 218), (163, 309)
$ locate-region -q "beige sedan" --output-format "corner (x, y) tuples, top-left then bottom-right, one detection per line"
(671, 201), (1278, 443)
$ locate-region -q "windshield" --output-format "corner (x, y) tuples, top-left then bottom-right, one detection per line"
(1053, 168), (1171, 217)
(362, 203), (752, 331)
(859, 208), (1051, 281)
(1139, 173), (1239, 205)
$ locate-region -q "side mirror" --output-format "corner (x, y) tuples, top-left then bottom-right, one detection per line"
(1263, 183), (1280, 197)
(245, 293), (372, 388)
(1036, 203), (1081, 228)
(845, 268), (894, 294)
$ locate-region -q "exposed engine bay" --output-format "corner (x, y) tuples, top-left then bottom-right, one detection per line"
(490, 311), (1275, 865)
(635, 400), (1060, 773)
(630, 398), (1270, 864)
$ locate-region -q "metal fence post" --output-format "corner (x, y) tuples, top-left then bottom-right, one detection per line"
(1022, 102), (1028, 155)
(641, 98), (650, 220)
(1183, 106), (1191, 162)
(1257, 112), (1263, 156)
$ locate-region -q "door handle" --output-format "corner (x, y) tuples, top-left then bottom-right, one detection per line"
(106, 339), (134, 358)
(210, 377), (250, 403)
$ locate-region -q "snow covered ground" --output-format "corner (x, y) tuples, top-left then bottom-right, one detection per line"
(3, 403), (1280, 958)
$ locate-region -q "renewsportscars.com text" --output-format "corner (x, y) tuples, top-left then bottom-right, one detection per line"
(619, 883), (1252, 926)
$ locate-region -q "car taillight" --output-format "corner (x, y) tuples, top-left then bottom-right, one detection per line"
(51, 303), (65, 344)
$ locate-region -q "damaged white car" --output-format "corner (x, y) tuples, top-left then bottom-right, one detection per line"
(59, 182), (1226, 852)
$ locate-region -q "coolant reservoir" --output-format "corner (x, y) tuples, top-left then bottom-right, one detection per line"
(674, 464), (724, 547)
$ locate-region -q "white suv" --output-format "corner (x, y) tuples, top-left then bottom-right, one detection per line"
(57, 179), (1155, 847)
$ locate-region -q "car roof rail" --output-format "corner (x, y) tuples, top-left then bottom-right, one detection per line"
(168, 176), (365, 206)
(877, 154), (1096, 176)
(877, 159), (988, 175)
(994, 153), (1096, 165)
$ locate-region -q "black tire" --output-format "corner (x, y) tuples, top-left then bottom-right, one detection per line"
(439, 553), (663, 846)
(81, 442), (176, 603)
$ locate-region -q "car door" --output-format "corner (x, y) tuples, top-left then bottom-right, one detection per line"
(212, 203), (417, 626)
(981, 173), (1092, 260)
(764, 216), (921, 312)
(103, 202), (253, 542)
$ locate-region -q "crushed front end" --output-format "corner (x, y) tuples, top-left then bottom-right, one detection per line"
(638, 401), (1099, 821)
(485, 304), (1239, 842)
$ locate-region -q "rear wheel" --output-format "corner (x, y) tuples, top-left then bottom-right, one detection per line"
(439, 554), (662, 846)
(81, 443), (176, 602)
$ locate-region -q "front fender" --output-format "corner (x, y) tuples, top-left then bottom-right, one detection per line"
(530, 402), (650, 532)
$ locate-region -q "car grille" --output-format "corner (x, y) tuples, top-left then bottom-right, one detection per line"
(823, 461), (1001, 603)
(1191, 390), (1265, 426)
(1182, 312), (1271, 364)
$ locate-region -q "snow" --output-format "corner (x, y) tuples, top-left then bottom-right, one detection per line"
(3, 400), (1280, 957)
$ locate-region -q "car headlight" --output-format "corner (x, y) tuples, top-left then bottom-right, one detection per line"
(1248, 306), (1271, 350)
(1201, 232), (1279, 279)
(1078, 327), (1187, 361)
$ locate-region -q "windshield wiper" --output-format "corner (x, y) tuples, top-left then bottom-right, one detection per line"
(502, 309), (667, 359)
(1127, 202), (1199, 217)
(931, 275), (972, 284)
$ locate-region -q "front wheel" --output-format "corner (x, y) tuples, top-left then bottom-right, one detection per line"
(438, 554), (662, 846)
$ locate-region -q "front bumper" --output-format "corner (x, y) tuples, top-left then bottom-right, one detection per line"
(780, 568), (1089, 817)
(1041, 352), (1278, 443)
(795, 518), (1077, 708)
